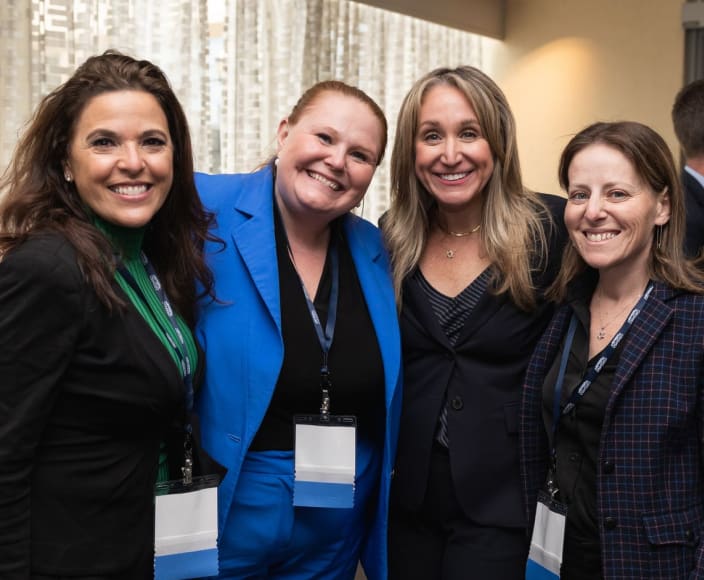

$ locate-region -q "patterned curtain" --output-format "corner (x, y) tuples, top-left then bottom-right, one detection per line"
(1, 0), (487, 220)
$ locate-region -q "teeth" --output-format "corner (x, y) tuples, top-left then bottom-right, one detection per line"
(440, 172), (468, 181)
(586, 232), (616, 242)
(309, 172), (340, 191)
(112, 185), (148, 196)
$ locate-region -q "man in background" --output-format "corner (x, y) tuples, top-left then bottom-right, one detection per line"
(673, 79), (704, 258)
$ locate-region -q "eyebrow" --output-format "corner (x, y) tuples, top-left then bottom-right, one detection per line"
(417, 119), (481, 130)
(84, 128), (170, 141)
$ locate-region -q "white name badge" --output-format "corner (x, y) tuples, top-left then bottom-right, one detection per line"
(293, 414), (356, 508)
(526, 491), (567, 580)
(154, 475), (220, 580)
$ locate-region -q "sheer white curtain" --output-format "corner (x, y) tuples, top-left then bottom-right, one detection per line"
(1, 0), (488, 220)
(0, 0), (210, 174)
(213, 0), (486, 222)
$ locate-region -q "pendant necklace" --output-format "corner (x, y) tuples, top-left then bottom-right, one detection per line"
(593, 289), (642, 340)
(438, 223), (481, 259)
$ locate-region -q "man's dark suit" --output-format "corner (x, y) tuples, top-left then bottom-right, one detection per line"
(682, 168), (704, 258)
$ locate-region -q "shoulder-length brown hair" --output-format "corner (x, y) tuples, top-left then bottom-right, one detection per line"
(0, 50), (215, 325)
(550, 120), (704, 300)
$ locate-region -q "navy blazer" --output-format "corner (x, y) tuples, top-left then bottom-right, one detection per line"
(194, 167), (402, 580)
(521, 280), (704, 579)
(391, 194), (566, 528)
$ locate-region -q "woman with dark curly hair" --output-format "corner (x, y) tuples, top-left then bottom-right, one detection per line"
(0, 50), (215, 578)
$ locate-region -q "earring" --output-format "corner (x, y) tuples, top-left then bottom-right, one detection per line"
(655, 225), (663, 250)
(64, 171), (72, 182)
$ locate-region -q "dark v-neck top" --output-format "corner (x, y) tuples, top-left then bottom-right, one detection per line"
(541, 276), (624, 577)
(249, 210), (385, 451)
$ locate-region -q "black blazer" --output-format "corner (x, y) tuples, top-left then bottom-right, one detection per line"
(682, 169), (704, 259)
(0, 233), (185, 579)
(391, 194), (567, 528)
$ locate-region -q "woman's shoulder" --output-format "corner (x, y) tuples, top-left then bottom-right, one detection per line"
(195, 167), (273, 209)
(0, 231), (85, 300)
(2, 231), (79, 273)
(537, 192), (566, 218)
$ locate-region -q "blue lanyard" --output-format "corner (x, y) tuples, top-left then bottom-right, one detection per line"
(291, 241), (340, 420)
(547, 283), (652, 494)
(551, 283), (653, 439)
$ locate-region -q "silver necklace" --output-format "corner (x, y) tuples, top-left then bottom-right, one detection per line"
(593, 290), (641, 340)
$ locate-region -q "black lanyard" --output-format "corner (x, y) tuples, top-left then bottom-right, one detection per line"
(550, 283), (653, 456)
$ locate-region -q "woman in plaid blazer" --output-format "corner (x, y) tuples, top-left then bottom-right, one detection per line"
(520, 121), (704, 579)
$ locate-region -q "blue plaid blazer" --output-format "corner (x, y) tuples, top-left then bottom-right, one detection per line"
(520, 280), (704, 579)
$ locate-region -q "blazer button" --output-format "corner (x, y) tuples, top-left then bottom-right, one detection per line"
(451, 396), (463, 410)
(602, 460), (615, 474)
(685, 529), (694, 542)
(604, 517), (617, 530)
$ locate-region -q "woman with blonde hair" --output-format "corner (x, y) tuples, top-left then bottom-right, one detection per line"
(382, 65), (567, 579)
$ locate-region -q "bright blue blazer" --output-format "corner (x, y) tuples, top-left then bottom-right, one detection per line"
(194, 166), (402, 579)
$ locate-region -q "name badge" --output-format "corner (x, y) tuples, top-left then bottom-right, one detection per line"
(293, 414), (356, 508)
(526, 490), (567, 580)
(154, 474), (220, 579)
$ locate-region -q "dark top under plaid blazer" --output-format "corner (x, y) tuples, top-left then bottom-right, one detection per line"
(520, 278), (704, 579)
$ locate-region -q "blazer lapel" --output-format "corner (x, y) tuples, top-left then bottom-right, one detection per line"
(344, 217), (401, 409)
(402, 271), (452, 348)
(229, 169), (282, 329)
(606, 283), (674, 406)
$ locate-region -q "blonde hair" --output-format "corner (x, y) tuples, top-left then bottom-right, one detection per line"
(550, 121), (704, 300)
(382, 65), (549, 310)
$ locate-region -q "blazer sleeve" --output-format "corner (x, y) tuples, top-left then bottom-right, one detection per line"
(0, 236), (84, 577)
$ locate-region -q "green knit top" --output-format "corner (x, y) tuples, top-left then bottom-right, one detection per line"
(95, 218), (198, 482)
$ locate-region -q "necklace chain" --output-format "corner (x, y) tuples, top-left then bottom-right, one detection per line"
(593, 290), (642, 340)
(439, 222), (481, 237)
(438, 222), (481, 259)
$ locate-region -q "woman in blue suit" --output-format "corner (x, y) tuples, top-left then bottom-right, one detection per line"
(195, 81), (402, 579)
(521, 121), (704, 579)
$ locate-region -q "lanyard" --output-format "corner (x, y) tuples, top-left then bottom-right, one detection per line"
(292, 241), (340, 420)
(550, 283), (653, 456)
(117, 252), (196, 482)
(273, 197), (341, 420)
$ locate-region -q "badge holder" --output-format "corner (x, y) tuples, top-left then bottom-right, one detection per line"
(154, 433), (220, 580)
(293, 385), (357, 509)
(526, 480), (567, 580)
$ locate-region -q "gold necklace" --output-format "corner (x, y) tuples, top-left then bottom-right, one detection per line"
(438, 223), (481, 258)
(439, 223), (481, 237)
(593, 289), (642, 340)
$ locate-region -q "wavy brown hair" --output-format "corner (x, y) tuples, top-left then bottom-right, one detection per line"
(550, 120), (704, 300)
(0, 50), (215, 326)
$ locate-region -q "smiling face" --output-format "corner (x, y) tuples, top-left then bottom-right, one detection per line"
(274, 91), (383, 227)
(565, 143), (670, 278)
(65, 90), (173, 228)
(414, 84), (494, 218)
